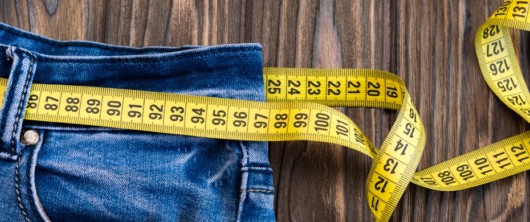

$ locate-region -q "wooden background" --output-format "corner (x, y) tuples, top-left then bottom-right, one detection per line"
(1, 0), (529, 221)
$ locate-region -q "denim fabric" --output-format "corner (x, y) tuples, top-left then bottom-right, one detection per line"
(0, 22), (275, 222)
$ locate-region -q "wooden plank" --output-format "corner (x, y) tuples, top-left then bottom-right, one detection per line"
(1, 0), (528, 221)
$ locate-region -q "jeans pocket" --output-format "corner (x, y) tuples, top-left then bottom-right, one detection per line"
(32, 127), (246, 221)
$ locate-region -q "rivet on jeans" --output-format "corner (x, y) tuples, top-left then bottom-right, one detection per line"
(20, 130), (39, 146)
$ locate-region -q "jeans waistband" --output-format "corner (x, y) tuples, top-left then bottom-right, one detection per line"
(0, 22), (265, 160)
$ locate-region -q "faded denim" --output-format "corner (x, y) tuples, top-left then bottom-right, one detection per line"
(0, 22), (275, 222)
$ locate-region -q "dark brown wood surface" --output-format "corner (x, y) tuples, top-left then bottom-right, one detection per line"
(2, 0), (529, 221)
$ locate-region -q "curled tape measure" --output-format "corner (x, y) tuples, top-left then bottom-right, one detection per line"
(2, 1), (529, 221)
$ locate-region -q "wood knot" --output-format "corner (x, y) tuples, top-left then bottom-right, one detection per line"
(41, 0), (59, 16)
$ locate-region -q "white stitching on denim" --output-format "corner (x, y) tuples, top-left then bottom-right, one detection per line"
(241, 166), (273, 172)
(15, 150), (31, 222)
(10, 57), (34, 154)
(239, 141), (249, 166)
(236, 141), (249, 222)
(245, 189), (274, 194)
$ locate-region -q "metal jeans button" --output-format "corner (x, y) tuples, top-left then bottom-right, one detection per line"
(21, 130), (39, 145)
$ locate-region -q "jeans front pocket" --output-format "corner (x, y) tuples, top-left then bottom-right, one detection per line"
(29, 124), (247, 222)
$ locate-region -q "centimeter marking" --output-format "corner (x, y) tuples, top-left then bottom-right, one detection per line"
(264, 68), (404, 109)
(411, 132), (530, 190)
(12, 77), (386, 156)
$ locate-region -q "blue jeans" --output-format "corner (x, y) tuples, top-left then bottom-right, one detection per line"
(0, 22), (275, 222)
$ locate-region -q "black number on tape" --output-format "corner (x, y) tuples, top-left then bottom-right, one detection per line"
(512, 1), (528, 18)
(492, 151), (512, 169)
(497, 77), (517, 92)
(420, 177), (437, 185)
(474, 157), (493, 175)
(327, 81), (341, 96)
(293, 113), (308, 128)
(65, 97), (79, 112)
(336, 119), (349, 136)
(148, 104), (163, 120)
(288, 80), (301, 95)
(170, 106), (184, 122)
(489, 59), (510, 75)
(308, 81), (321, 95)
(354, 128), (365, 144)
(507, 95), (526, 105)
(409, 108), (417, 123)
(374, 176), (388, 193)
(456, 164), (475, 181)
(233, 112), (248, 127)
(314, 113), (330, 132)
(511, 144), (530, 162)
(386, 86), (398, 98)
(268, 80), (281, 94)
(44, 96), (59, 111)
(191, 108), (205, 124)
(128, 104), (142, 118)
(274, 113), (288, 128)
(28, 94), (39, 109)
(438, 170), (456, 185)
(367, 82), (381, 96)
(347, 81), (361, 94)
(482, 25), (500, 39)
(394, 139), (408, 155)
(86, 99), (101, 114)
(384, 158), (399, 174)
(212, 110), (227, 126)
(486, 40), (505, 57)
(254, 113), (268, 128)
(494, 1), (511, 17)
(107, 101), (121, 116)
(403, 123), (415, 138)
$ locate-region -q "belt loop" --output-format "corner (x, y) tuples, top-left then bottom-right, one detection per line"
(0, 47), (37, 156)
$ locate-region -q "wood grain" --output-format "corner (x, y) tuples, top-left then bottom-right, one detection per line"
(2, 0), (529, 221)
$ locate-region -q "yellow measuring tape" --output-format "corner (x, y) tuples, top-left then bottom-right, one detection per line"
(1, 1), (529, 221)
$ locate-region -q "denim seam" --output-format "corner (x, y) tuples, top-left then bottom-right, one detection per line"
(22, 124), (124, 132)
(15, 150), (31, 222)
(236, 141), (249, 222)
(34, 47), (260, 63)
(0, 24), (182, 53)
(244, 189), (274, 194)
(241, 167), (272, 172)
(10, 56), (34, 154)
